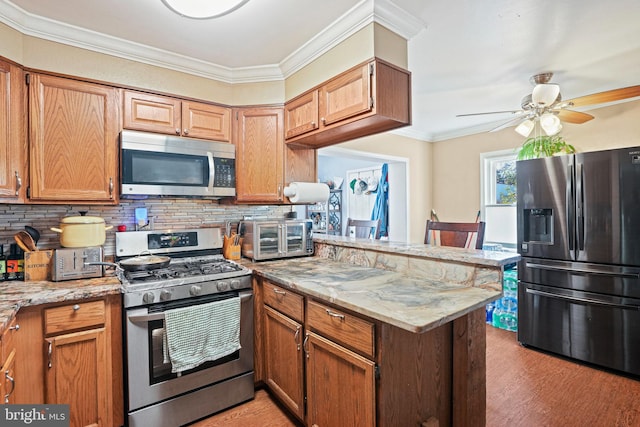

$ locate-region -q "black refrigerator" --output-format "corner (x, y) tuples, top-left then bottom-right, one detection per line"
(517, 145), (640, 376)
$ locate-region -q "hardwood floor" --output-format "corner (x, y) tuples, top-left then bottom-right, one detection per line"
(191, 326), (640, 426)
(486, 327), (640, 427)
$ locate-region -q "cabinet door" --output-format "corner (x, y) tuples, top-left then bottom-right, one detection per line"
(264, 306), (305, 421)
(182, 101), (231, 141)
(319, 63), (371, 127)
(0, 61), (26, 202)
(29, 74), (119, 203)
(284, 89), (319, 139)
(123, 90), (181, 135)
(46, 328), (110, 427)
(233, 107), (284, 203)
(305, 331), (375, 427)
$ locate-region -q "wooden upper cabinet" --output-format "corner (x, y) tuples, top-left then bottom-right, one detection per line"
(0, 60), (26, 203)
(233, 107), (285, 203)
(284, 89), (319, 139)
(182, 101), (230, 141)
(123, 90), (180, 134)
(320, 63), (371, 126)
(123, 90), (231, 141)
(234, 107), (317, 204)
(28, 74), (119, 204)
(284, 58), (411, 149)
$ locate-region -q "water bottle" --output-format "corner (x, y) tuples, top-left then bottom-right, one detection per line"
(485, 302), (495, 324)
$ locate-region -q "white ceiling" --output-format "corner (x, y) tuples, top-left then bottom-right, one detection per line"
(2, 0), (640, 142)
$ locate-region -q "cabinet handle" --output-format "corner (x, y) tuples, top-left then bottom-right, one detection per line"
(109, 177), (114, 196)
(15, 171), (21, 196)
(48, 341), (53, 368)
(8, 324), (19, 331)
(4, 371), (14, 403)
(325, 309), (345, 320)
(175, 128), (181, 135)
(273, 288), (286, 296)
(183, 128), (189, 135)
(303, 333), (310, 358)
(294, 326), (301, 351)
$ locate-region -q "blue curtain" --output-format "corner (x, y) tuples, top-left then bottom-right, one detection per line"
(371, 163), (388, 237)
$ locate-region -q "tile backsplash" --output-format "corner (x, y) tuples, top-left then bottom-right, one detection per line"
(0, 199), (292, 256)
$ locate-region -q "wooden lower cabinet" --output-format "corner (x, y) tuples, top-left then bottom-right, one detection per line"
(263, 306), (304, 421)
(258, 277), (486, 427)
(46, 329), (109, 427)
(305, 331), (375, 427)
(12, 294), (122, 427)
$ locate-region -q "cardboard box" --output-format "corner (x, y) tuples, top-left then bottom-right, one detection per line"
(24, 250), (54, 282)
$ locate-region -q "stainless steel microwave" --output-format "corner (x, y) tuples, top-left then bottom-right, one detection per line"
(120, 130), (235, 198)
(239, 219), (314, 261)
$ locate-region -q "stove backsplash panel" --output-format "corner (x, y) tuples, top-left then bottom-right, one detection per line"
(0, 200), (290, 257)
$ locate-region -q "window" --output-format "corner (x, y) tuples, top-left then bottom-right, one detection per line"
(480, 149), (517, 250)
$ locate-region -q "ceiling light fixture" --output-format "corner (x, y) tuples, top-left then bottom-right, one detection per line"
(540, 112), (563, 136)
(162, 0), (250, 19)
(531, 83), (560, 106)
(515, 119), (535, 137)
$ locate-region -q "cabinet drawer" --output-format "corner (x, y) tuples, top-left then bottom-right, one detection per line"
(263, 281), (304, 323)
(307, 300), (375, 358)
(44, 300), (106, 335)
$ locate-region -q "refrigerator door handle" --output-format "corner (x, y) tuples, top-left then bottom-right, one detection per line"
(567, 164), (575, 254)
(525, 261), (640, 279)
(577, 163), (586, 251)
(525, 287), (640, 310)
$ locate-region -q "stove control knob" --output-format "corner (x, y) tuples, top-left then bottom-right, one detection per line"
(142, 292), (155, 304)
(160, 290), (172, 301)
(190, 285), (202, 296)
(230, 279), (241, 290)
(217, 281), (229, 292)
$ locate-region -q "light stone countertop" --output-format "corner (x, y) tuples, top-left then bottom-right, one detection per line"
(312, 234), (520, 268)
(245, 256), (501, 333)
(0, 276), (122, 335)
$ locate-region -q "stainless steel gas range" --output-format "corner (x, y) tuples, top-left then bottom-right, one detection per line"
(117, 228), (254, 427)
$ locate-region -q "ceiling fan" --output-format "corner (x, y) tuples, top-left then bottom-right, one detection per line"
(457, 73), (640, 137)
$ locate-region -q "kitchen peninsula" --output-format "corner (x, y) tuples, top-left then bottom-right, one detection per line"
(248, 235), (519, 427)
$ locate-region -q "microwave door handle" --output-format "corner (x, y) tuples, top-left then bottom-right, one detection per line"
(207, 152), (215, 189)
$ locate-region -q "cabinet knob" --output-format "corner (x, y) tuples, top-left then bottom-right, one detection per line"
(175, 128), (181, 135)
(8, 324), (19, 331)
(320, 117), (326, 124)
(183, 128), (189, 135)
(73, 304), (80, 311)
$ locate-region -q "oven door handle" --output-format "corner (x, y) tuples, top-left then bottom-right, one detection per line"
(128, 290), (253, 324)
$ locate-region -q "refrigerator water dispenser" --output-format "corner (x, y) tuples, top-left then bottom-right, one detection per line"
(523, 208), (553, 244)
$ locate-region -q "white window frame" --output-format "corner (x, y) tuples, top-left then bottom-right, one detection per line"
(480, 149), (518, 250)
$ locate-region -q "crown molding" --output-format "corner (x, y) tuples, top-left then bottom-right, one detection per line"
(0, 0), (423, 84)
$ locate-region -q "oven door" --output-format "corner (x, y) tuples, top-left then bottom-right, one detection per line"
(125, 290), (254, 412)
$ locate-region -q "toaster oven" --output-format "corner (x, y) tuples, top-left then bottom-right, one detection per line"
(239, 219), (313, 261)
(51, 247), (104, 281)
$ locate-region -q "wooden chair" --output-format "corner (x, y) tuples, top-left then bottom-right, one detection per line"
(424, 220), (486, 249)
(345, 218), (381, 239)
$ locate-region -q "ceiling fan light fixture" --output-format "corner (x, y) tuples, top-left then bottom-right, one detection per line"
(540, 113), (562, 136)
(161, 0), (250, 19)
(515, 119), (535, 137)
(532, 84), (560, 106)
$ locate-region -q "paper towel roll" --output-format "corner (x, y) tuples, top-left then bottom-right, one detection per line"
(283, 182), (330, 203)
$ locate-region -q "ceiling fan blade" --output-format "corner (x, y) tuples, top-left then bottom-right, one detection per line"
(489, 116), (527, 133)
(557, 109), (595, 124)
(456, 110), (524, 117)
(565, 85), (640, 107)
